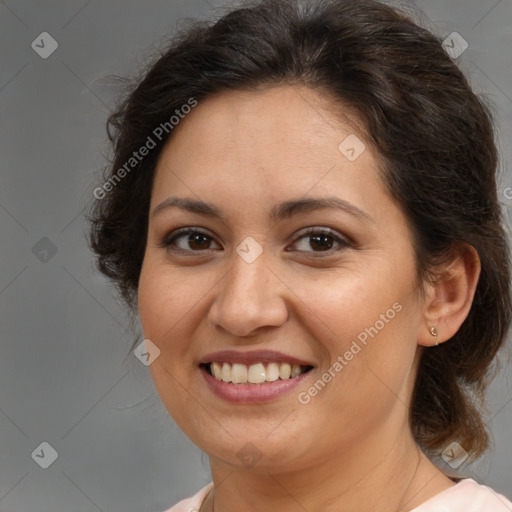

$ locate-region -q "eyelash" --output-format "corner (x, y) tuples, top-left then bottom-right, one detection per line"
(158, 226), (351, 256)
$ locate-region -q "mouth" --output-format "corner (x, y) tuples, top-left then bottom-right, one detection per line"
(201, 361), (314, 384)
(198, 350), (315, 403)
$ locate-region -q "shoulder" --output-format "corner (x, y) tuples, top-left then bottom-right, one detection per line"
(412, 478), (512, 511)
(161, 483), (213, 512)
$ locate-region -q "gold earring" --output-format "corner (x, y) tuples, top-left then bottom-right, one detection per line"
(429, 326), (439, 346)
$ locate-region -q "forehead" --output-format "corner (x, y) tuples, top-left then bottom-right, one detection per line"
(150, 85), (390, 226)
(162, 85), (365, 157)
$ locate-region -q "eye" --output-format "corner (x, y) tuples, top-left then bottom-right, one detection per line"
(159, 226), (351, 255)
(288, 227), (350, 254)
(159, 227), (221, 252)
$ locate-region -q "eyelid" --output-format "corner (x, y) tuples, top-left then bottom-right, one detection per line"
(159, 225), (352, 254)
(158, 226), (219, 250)
(287, 226), (351, 253)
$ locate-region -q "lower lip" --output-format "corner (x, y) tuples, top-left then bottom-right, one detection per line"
(200, 366), (311, 404)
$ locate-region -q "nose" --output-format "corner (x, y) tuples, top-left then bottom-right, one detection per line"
(207, 248), (289, 338)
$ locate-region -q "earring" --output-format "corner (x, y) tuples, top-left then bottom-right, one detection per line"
(429, 326), (439, 346)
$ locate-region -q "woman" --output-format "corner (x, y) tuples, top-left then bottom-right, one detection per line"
(88, 0), (512, 510)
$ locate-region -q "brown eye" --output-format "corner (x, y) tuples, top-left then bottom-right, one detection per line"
(161, 228), (221, 252)
(182, 233), (212, 250)
(290, 228), (350, 254)
(308, 234), (335, 251)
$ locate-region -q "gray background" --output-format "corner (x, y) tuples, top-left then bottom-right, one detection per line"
(1, 0), (511, 510)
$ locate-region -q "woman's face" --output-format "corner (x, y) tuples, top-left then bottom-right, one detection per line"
(138, 85), (427, 471)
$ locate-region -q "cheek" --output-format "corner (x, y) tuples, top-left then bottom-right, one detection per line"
(298, 265), (419, 397)
(293, 265), (401, 347)
(137, 260), (205, 428)
(138, 259), (207, 340)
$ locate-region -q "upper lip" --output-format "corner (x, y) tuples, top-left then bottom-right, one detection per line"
(199, 350), (315, 367)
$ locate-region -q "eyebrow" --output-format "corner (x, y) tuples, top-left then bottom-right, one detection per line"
(152, 196), (375, 224)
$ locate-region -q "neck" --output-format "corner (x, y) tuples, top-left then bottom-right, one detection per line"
(205, 425), (450, 512)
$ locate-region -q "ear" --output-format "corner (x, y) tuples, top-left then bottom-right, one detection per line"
(418, 243), (481, 347)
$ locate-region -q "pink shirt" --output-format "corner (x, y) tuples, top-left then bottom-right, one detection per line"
(164, 479), (512, 511)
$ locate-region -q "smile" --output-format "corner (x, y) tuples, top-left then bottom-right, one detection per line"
(205, 361), (312, 384)
(198, 350), (315, 403)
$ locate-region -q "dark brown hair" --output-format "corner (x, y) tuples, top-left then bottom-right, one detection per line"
(88, 0), (512, 460)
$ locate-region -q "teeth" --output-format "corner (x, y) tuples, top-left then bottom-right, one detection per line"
(208, 361), (309, 384)
(291, 364), (302, 378)
(248, 363), (266, 383)
(266, 362), (280, 381)
(221, 362), (231, 382)
(212, 362), (222, 380)
(279, 363), (291, 379)
(231, 363), (247, 384)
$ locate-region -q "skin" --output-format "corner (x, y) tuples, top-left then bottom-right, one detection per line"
(137, 85), (480, 512)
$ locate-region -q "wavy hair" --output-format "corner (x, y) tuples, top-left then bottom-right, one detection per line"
(88, 0), (512, 459)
